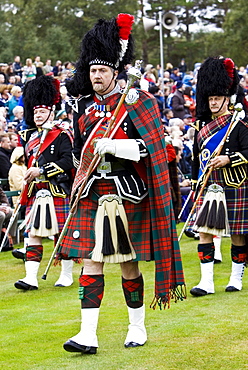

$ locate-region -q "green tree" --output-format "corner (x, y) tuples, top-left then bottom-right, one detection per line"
(0, 0), (140, 64)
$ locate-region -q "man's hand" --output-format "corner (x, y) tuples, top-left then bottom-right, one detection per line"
(24, 167), (41, 183)
(180, 179), (191, 187)
(94, 138), (116, 157)
(209, 155), (230, 169)
(0, 205), (11, 214)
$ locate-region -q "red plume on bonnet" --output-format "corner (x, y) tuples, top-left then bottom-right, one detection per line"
(223, 58), (234, 83)
(116, 13), (134, 63)
(116, 13), (134, 40)
(52, 78), (61, 105)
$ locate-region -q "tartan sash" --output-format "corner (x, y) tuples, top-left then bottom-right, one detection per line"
(25, 127), (63, 168)
(71, 104), (128, 197)
(198, 123), (230, 180)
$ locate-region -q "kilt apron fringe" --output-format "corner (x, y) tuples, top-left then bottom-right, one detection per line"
(91, 194), (136, 263)
(24, 189), (59, 237)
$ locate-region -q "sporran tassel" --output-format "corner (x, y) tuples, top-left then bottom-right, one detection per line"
(193, 184), (230, 236)
(92, 194), (136, 263)
(215, 200), (226, 229)
(195, 200), (210, 226)
(116, 214), (132, 254)
(46, 203), (52, 229)
(29, 189), (59, 237)
(206, 199), (217, 228)
(33, 204), (41, 229)
(102, 215), (115, 256)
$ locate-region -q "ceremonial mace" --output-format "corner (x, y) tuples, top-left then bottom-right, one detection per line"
(42, 60), (142, 280)
(0, 122), (53, 252)
(178, 103), (244, 241)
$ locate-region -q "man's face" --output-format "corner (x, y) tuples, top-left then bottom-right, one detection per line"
(9, 76), (16, 84)
(34, 107), (53, 127)
(208, 96), (229, 117)
(15, 110), (24, 120)
(90, 65), (117, 95)
(184, 117), (192, 126)
(1, 137), (11, 151)
(9, 134), (18, 149)
(0, 116), (7, 130)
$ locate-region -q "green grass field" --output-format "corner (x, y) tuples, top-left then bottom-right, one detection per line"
(1, 224), (248, 370)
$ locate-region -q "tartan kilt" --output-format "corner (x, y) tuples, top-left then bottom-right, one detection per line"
(26, 192), (70, 234)
(59, 178), (151, 260)
(188, 168), (248, 234)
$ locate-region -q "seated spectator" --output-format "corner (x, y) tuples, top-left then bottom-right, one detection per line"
(8, 132), (19, 152)
(117, 64), (132, 82)
(169, 117), (186, 134)
(0, 115), (7, 132)
(7, 122), (16, 133)
(143, 64), (157, 86)
(0, 133), (12, 188)
(22, 58), (36, 84)
(55, 109), (67, 120)
(163, 108), (174, 127)
(12, 56), (23, 78)
(178, 58), (187, 78)
(0, 185), (18, 250)
(8, 75), (17, 85)
(12, 105), (25, 131)
(165, 139), (181, 221)
(183, 86), (196, 117)
(36, 62), (44, 78)
(182, 74), (194, 87)
(184, 126), (195, 154)
(0, 63), (8, 83)
(174, 146), (193, 219)
(5, 63), (15, 82)
(0, 84), (11, 107)
(170, 67), (182, 83)
(52, 60), (63, 77)
(165, 62), (173, 74)
(8, 146), (27, 208)
(171, 81), (188, 119)
(183, 114), (194, 131)
(170, 125), (184, 142)
(148, 85), (164, 118)
(6, 85), (23, 121)
(42, 59), (53, 75)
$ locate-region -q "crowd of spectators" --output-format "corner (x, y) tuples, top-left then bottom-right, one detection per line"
(1, 55), (248, 246)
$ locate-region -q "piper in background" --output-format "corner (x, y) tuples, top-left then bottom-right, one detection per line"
(190, 57), (248, 297)
(58, 14), (185, 354)
(14, 75), (75, 291)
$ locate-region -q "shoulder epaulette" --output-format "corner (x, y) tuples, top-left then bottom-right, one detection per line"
(18, 128), (36, 142)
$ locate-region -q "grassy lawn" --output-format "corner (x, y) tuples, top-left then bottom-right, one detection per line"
(1, 224), (248, 370)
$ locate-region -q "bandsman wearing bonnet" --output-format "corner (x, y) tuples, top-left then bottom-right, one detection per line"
(58, 13), (185, 354)
(14, 75), (75, 290)
(189, 56), (248, 297)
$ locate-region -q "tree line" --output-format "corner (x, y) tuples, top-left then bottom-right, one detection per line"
(0, 0), (247, 71)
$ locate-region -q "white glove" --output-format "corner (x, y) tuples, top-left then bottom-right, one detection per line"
(94, 138), (140, 161)
(94, 138), (116, 157)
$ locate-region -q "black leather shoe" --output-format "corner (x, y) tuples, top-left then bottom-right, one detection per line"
(225, 286), (239, 292)
(190, 287), (209, 297)
(12, 249), (25, 260)
(63, 340), (97, 354)
(184, 230), (199, 240)
(124, 342), (144, 348)
(184, 230), (195, 238)
(1, 244), (13, 252)
(14, 280), (38, 291)
(214, 259), (222, 264)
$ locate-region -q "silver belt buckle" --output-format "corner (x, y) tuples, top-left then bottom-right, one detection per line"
(97, 160), (112, 177)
